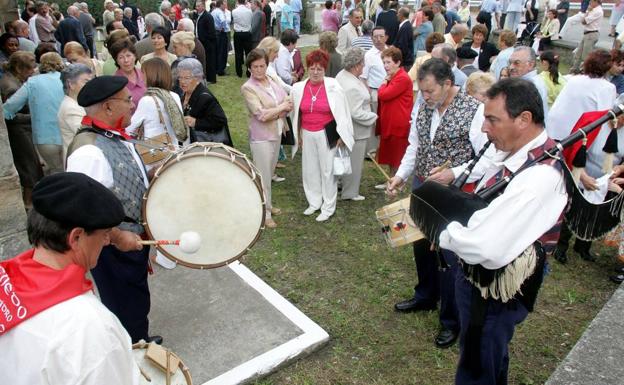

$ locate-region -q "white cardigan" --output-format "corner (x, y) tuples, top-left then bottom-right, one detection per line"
(126, 91), (190, 147)
(290, 76), (354, 157)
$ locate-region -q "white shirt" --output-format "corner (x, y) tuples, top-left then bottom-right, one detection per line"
(439, 131), (567, 269)
(126, 92), (189, 147)
(362, 45), (387, 89)
(0, 292), (140, 385)
(268, 61), (292, 93)
(66, 133), (149, 189)
(28, 14), (40, 44)
(522, 70), (550, 118)
(546, 75), (617, 140)
(396, 95), (487, 181)
(275, 44), (294, 85)
(232, 4), (253, 32)
(583, 5), (603, 31)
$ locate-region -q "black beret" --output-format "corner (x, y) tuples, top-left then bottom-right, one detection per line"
(456, 46), (478, 60)
(32, 172), (125, 229)
(77, 75), (128, 107)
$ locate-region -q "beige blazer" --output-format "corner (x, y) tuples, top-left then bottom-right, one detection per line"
(335, 69), (377, 140)
(57, 95), (86, 158)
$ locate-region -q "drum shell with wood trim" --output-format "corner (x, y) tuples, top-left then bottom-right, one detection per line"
(375, 197), (424, 247)
(133, 342), (192, 385)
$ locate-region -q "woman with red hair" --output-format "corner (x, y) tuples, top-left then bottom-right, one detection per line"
(291, 49), (354, 222)
(376, 46), (413, 181)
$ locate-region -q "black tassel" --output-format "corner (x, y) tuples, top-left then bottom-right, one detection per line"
(603, 128), (619, 154)
(572, 139), (587, 168)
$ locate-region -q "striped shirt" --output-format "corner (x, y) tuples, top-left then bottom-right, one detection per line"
(351, 36), (373, 51)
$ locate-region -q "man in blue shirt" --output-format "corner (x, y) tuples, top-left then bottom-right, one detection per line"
(477, 0), (497, 39)
(290, 0), (302, 34)
(212, 0), (229, 75)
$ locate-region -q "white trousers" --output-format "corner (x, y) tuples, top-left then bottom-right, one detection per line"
(302, 129), (337, 216)
(250, 140), (280, 219)
(341, 138), (367, 199)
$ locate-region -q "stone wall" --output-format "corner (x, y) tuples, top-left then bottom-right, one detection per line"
(0, 99), (29, 260)
(0, 0), (18, 32)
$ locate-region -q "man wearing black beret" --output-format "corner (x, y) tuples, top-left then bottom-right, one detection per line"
(456, 46), (479, 77)
(65, 75), (162, 344)
(0, 172), (141, 383)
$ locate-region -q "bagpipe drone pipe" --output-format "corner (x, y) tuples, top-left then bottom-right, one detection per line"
(408, 94), (624, 302)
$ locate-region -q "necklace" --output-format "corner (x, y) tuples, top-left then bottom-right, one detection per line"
(308, 83), (324, 113)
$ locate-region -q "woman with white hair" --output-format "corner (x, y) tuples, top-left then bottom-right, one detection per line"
(170, 31), (197, 96)
(178, 58), (232, 145)
(335, 47), (377, 201)
(57, 63), (93, 157)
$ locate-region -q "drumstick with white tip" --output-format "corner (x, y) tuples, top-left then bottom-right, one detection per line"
(139, 231), (202, 253)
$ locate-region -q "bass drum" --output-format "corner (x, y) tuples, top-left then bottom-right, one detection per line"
(142, 142), (265, 269)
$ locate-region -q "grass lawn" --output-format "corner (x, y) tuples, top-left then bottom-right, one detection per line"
(208, 49), (618, 385)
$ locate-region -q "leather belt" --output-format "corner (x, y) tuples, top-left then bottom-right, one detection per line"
(584, 30), (598, 34)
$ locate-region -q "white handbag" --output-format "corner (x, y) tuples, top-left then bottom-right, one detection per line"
(333, 146), (352, 176)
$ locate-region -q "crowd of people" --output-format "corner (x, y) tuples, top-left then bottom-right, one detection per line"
(3, 0), (624, 384)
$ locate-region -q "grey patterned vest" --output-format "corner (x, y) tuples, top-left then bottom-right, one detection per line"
(414, 92), (481, 178)
(68, 128), (146, 234)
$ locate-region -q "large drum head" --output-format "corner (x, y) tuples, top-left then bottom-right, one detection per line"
(144, 143), (265, 268)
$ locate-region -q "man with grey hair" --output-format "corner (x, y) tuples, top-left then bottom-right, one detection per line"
(431, 43), (466, 87)
(77, 2), (96, 57)
(444, 23), (468, 49)
(172, 18), (208, 81)
(54, 5), (88, 54)
(336, 47), (378, 201)
(337, 8), (363, 53)
(394, 6), (414, 69)
(122, 7), (140, 39)
(11, 20), (36, 53)
(508, 46), (549, 116)
(135, 12), (163, 59)
(196, 0), (218, 83)
(159, 0), (174, 34)
(351, 19), (373, 51)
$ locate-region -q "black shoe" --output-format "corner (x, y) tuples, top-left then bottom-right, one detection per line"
(435, 328), (458, 348)
(553, 246), (568, 264)
(610, 274), (624, 284)
(575, 249), (597, 262)
(394, 298), (437, 312)
(614, 266), (624, 274)
(146, 335), (163, 345)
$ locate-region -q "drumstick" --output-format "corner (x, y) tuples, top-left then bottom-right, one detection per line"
(431, 160), (452, 174)
(366, 150), (393, 182)
(139, 231), (202, 253)
(138, 366), (151, 382)
(165, 349), (171, 385)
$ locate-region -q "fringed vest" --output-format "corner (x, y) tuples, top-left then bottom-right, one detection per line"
(464, 138), (564, 311)
(414, 92), (481, 178)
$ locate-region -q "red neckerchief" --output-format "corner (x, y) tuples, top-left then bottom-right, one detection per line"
(0, 249), (93, 336)
(82, 115), (132, 140)
(562, 110), (608, 169)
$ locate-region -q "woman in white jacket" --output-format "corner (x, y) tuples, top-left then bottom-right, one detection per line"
(291, 49), (354, 222)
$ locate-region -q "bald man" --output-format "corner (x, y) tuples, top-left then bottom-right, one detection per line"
(54, 5), (88, 54)
(11, 20), (36, 53)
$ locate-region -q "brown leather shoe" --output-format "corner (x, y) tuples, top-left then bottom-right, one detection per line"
(265, 218), (277, 228)
(270, 207), (282, 215)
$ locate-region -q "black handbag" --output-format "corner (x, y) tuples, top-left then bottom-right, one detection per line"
(281, 116), (295, 145)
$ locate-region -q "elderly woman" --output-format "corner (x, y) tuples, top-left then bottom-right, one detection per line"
(102, 0), (116, 33)
(335, 48), (377, 201)
(64, 41), (103, 76)
(0, 51), (42, 206)
(319, 31), (343, 78)
(376, 46), (412, 177)
(241, 49), (293, 228)
(127, 57), (189, 162)
(547, 49), (617, 140)
(57, 64), (93, 156)
(140, 26), (177, 66)
(291, 49), (354, 222)
(178, 58), (232, 146)
(3, 52), (65, 175)
(110, 38), (146, 111)
(465, 71), (496, 102)
(321, 0), (341, 32)
(170, 31), (197, 96)
(461, 24), (498, 72)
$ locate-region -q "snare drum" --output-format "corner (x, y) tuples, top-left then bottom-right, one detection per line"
(375, 197), (424, 247)
(143, 143), (265, 268)
(133, 342), (192, 385)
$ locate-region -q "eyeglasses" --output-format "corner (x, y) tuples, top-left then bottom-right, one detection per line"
(509, 59), (529, 66)
(108, 96), (133, 104)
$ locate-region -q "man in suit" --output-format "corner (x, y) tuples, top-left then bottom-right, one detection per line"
(393, 7), (413, 70)
(251, 0), (266, 49)
(135, 12), (163, 60)
(375, 1), (399, 45)
(122, 7), (140, 39)
(159, 0), (174, 34)
(77, 3), (96, 57)
(176, 18), (209, 82)
(55, 5), (88, 55)
(196, 0), (218, 83)
(337, 8), (363, 54)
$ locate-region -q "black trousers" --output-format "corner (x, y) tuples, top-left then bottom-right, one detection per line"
(86, 35), (95, 58)
(91, 245), (151, 342)
(216, 31), (229, 75)
(203, 39), (218, 83)
(557, 220), (592, 253)
(233, 31), (253, 77)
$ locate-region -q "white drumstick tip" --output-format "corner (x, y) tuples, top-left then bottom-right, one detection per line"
(179, 231), (201, 253)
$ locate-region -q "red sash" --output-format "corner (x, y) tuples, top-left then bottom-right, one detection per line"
(81, 115), (132, 140)
(562, 110), (608, 169)
(0, 249), (93, 335)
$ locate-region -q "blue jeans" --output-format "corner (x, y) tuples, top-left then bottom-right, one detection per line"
(293, 12), (301, 33)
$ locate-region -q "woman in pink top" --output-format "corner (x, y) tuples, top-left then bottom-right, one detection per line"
(290, 49), (354, 222)
(241, 49), (293, 229)
(110, 38), (145, 114)
(321, 0), (342, 32)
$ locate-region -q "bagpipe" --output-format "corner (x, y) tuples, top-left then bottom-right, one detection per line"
(409, 94), (624, 303)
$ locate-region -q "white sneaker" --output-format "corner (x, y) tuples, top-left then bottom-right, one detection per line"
(350, 195), (365, 201)
(374, 184), (386, 190)
(303, 206), (317, 215)
(316, 213), (331, 222)
(272, 175), (286, 182)
(155, 251), (177, 269)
